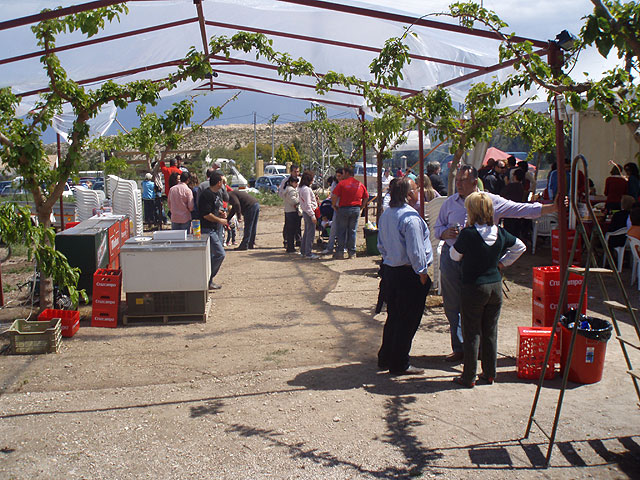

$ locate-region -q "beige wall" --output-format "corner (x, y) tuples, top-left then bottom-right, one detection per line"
(572, 109), (639, 195)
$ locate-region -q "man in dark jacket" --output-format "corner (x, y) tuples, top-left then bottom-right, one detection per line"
(427, 161), (447, 196)
(227, 190), (260, 250)
(483, 160), (507, 195)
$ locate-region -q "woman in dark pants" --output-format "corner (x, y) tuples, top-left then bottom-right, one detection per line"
(282, 176), (301, 253)
(449, 192), (526, 387)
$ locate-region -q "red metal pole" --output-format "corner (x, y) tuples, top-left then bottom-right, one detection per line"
(418, 126), (425, 220)
(360, 108), (368, 224)
(554, 95), (568, 311)
(57, 134), (65, 230)
(549, 41), (567, 311)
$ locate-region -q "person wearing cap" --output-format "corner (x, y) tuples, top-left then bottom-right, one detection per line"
(142, 172), (158, 227)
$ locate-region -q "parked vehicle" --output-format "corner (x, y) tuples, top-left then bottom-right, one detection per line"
(0, 186), (28, 197)
(353, 162), (378, 195)
(255, 175), (286, 193)
(92, 178), (105, 191)
(62, 183), (74, 198)
(0, 180), (12, 195)
(264, 164), (287, 176)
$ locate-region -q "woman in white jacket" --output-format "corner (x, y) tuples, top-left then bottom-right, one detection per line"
(298, 171), (318, 259)
(283, 176), (301, 253)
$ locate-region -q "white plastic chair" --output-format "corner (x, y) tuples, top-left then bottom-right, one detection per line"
(531, 213), (558, 254)
(602, 227), (628, 272)
(425, 196), (447, 295)
(627, 237), (640, 290)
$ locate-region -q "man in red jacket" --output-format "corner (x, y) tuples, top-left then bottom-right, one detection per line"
(331, 166), (369, 259)
(159, 157), (183, 197)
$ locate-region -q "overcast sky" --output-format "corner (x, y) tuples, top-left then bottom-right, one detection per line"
(40, 0), (617, 143)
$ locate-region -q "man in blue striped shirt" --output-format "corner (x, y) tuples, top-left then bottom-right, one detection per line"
(377, 177), (433, 375)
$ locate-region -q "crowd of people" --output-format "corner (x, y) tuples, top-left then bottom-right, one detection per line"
(277, 164), (369, 260)
(142, 154), (640, 388)
(375, 163), (557, 387)
(141, 157), (263, 291)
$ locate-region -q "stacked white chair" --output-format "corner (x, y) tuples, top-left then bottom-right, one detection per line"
(73, 185), (102, 222)
(531, 213), (558, 254)
(108, 175), (144, 237)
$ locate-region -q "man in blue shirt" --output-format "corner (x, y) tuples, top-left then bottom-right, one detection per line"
(141, 173), (160, 227)
(377, 177), (433, 375)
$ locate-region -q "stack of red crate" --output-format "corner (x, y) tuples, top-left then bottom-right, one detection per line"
(551, 229), (581, 265)
(91, 269), (122, 328)
(532, 266), (587, 327)
(516, 326), (561, 379)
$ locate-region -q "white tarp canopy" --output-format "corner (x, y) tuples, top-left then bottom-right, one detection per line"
(0, 0), (549, 125)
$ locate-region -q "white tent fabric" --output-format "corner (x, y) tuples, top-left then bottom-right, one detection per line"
(0, 0), (545, 115)
(52, 102), (118, 144)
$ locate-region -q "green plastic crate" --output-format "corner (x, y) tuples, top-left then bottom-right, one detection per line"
(8, 318), (62, 355)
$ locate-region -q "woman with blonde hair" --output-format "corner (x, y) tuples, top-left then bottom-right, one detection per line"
(449, 192), (525, 388)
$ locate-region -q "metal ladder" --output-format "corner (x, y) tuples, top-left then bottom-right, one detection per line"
(524, 154), (640, 467)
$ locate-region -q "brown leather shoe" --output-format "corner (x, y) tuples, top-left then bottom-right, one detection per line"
(445, 352), (464, 363)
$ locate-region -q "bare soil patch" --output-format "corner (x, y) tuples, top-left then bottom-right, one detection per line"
(1, 205), (639, 479)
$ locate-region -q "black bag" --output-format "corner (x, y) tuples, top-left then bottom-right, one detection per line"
(561, 309), (613, 342)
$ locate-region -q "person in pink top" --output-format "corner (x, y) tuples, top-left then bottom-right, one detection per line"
(168, 171), (194, 232)
(298, 170), (319, 259)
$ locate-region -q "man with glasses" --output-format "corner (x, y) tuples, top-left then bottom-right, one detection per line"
(483, 159), (507, 195)
(435, 165), (558, 363)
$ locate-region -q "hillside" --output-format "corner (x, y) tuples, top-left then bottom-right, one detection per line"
(45, 119), (358, 162)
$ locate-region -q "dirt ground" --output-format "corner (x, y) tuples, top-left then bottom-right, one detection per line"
(0, 205), (639, 479)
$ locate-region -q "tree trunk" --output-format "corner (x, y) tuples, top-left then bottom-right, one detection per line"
(447, 148), (465, 194)
(36, 203), (54, 310)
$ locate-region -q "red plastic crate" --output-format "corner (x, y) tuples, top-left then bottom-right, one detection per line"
(532, 292), (587, 327)
(532, 266), (585, 298)
(93, 269), (121, 301)
(517, 326), (560, 380)
(38, 309), (80, 338)
(551, 229), (582, 264)
(91, 307), (119, 328)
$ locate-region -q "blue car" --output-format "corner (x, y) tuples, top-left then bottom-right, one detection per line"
(255, 175), (286, 193)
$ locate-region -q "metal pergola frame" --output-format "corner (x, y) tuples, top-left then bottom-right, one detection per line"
(1, 0), (563, 238)
(0, 0), (549, 109)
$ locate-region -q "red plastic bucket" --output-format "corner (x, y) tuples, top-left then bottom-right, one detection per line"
(560, 322), (609, 384)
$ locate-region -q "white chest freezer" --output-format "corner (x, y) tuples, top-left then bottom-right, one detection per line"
(120, 236), (211, 293)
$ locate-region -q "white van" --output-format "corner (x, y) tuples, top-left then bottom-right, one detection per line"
(264, 164), (288, 176)
(353, 162), (378, 195)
